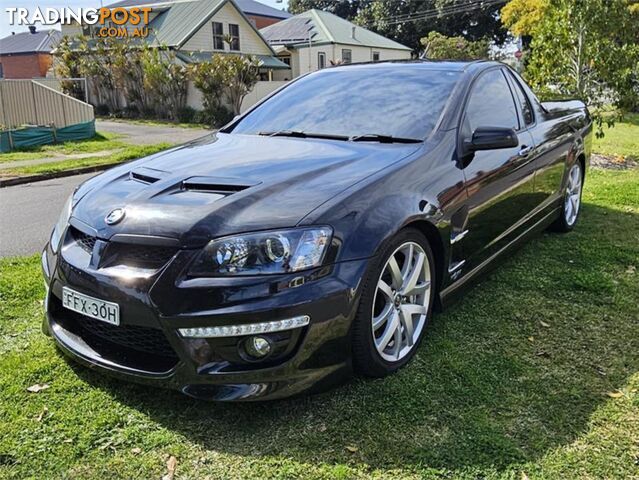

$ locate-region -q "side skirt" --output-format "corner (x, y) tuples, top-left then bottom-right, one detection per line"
(438, 206), (561, 309)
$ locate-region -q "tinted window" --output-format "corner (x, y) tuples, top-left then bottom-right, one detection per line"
(465, 70), (518, 131)
(508, 72), (534, 126)
(342, 49), (352, 64)
(231, 67), (462, 139)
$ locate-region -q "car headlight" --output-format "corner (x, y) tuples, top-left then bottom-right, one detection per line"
(188, 227), (332, 276)
(50, 194), (74, 252)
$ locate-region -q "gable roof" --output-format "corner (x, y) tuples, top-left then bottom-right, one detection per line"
(108, 0), (290, 20)
(137, 0), (275, 54)
(260, 9), (411, 51)
(235, 0), (290, 19)
(0, 29), (62, 55)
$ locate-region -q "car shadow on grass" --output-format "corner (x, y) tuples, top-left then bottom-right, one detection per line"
(67, 202), (639, 473)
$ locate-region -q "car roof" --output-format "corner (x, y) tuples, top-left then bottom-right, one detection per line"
(325, 59), (503, 73)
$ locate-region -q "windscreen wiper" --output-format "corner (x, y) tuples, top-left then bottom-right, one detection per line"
(258, 130), (350, 141)
(349, 134), (423, 144)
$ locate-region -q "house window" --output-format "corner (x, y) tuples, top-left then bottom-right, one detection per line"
(372, 51), (380, 61)
(280, 56), (291, 66)
(212, 22), (224, 50)
(318, 52), (326, 69)
(229, 24), (240, 51)
(342, 49), (352, 64)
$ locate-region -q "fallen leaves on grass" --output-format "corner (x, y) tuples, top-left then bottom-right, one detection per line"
(131, 447), (142, 455)
(26, 384), (49, 393)
(163, 455), (178, 480)
(607, 391), (625, 399)
(540, 321), (551, 328)
(36, 407), (48, 422)
(345, 445), (359, 453)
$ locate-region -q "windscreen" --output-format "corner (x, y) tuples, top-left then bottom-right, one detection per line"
(231, 67), (461, 140)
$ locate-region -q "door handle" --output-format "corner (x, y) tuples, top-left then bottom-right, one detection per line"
(519, 145), (533, 156)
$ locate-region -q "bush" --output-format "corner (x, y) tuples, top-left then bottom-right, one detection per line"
(193, 105), (234, 128)
(177, 106), (197, 124)
(94, 104), (110, 116)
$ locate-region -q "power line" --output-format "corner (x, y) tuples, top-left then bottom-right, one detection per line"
(359, 0), (507, 27)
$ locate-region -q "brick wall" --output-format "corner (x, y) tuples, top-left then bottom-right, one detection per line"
(0, 53), (52, 79)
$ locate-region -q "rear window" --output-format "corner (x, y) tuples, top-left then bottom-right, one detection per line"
(231, 67), (462, 140)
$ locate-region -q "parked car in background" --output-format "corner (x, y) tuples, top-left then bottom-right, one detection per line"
(42, 60), (592, 401)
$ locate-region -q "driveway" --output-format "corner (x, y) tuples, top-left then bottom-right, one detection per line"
(96, 120), (211, 145)
(0, 173), (96, 257)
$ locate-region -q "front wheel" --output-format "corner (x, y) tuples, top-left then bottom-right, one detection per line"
(352, 228), (436, 377)
(551, 162), (583, 232)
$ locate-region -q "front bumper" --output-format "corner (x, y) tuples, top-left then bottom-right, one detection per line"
(41, 232), (369, 401)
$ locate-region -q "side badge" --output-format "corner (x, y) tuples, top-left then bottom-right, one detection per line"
(105, 208), (126, 225)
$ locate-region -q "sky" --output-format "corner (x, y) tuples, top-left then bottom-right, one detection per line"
(1, 0), (289, 38)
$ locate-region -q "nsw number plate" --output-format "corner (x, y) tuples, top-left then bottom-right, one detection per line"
(62, 287), (120, 326)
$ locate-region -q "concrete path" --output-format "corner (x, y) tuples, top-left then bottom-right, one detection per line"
(0, 173), (96, 257)
(96, 120), (211, 145)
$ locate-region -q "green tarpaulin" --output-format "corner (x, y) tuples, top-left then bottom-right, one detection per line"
(0, 120), (96, 153)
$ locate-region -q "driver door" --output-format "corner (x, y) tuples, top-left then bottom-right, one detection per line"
(452, 68), (538, 275)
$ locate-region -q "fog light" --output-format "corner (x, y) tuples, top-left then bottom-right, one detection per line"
(244, 336), (272, 359)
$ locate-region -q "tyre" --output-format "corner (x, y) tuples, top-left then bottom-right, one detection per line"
(550, 161), (583, 233)
(352, 228), (436, 377)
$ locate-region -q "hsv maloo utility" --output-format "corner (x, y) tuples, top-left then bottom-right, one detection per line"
(42, 61), (592, 400)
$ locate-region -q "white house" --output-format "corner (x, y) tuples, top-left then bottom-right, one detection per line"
(260, 9), (412, 79)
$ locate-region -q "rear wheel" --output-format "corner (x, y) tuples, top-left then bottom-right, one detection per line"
(352, 228), (435, 377)
(551, 162), (583, 232)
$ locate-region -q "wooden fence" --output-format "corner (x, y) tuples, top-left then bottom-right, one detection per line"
(0, 79), (94, 129)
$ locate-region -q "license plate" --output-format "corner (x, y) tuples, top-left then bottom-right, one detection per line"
(62, 287), (120, 326)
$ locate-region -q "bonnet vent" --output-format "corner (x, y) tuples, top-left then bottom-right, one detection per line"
(181, 176), (259, 194)
(130, 167), (169, 184)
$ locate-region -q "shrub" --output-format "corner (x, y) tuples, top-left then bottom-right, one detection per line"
(176, 106), (197, 124)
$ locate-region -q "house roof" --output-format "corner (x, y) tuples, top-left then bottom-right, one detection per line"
(176, 50), (289, 68)
(235, 0), (291, 19)
(144, 0), (226, 47)
(133, 0), (275, 54)
(0, 29), (62, 55)
(108, 0), (290, 19)
(260, 9), (411, 51)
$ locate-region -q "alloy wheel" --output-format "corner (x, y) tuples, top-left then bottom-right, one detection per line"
(564, 163), (582, 226)
(371, 241), (431, 362)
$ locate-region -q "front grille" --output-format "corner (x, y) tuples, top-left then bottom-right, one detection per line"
(103, 243), (177, 270)
(71, 227), (97, 253)
(51, 296), (179, 373)
(80, 315), (176, 358)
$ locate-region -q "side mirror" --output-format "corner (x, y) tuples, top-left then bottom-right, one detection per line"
(468, 127), (518, 151)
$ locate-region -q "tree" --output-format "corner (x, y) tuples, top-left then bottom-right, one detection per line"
(355, 0), (507, 51)
(420, 32), (489, 60)
(140, 47), (188, 121)
(189, 55), (230, 126)
(190, 54), (261, 124)
(288, 0), (364, 18)
(502, 0), (639, 131)
(221, 55), (261, 116)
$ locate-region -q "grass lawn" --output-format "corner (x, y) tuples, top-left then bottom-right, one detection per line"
(98, 116), (209, 130)
(0, 132), (127, 163)
(0, 143), (173, 177)
(0, 166), (637, 479)
(593, 112), (639, 160)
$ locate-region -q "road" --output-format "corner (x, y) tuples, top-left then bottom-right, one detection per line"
(0, 173), (96, 257)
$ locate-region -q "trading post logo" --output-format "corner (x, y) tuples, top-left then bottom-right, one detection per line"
(5, 7), (152, 37)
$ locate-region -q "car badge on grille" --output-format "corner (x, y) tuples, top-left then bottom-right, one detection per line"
(105, 208), (126, 225)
